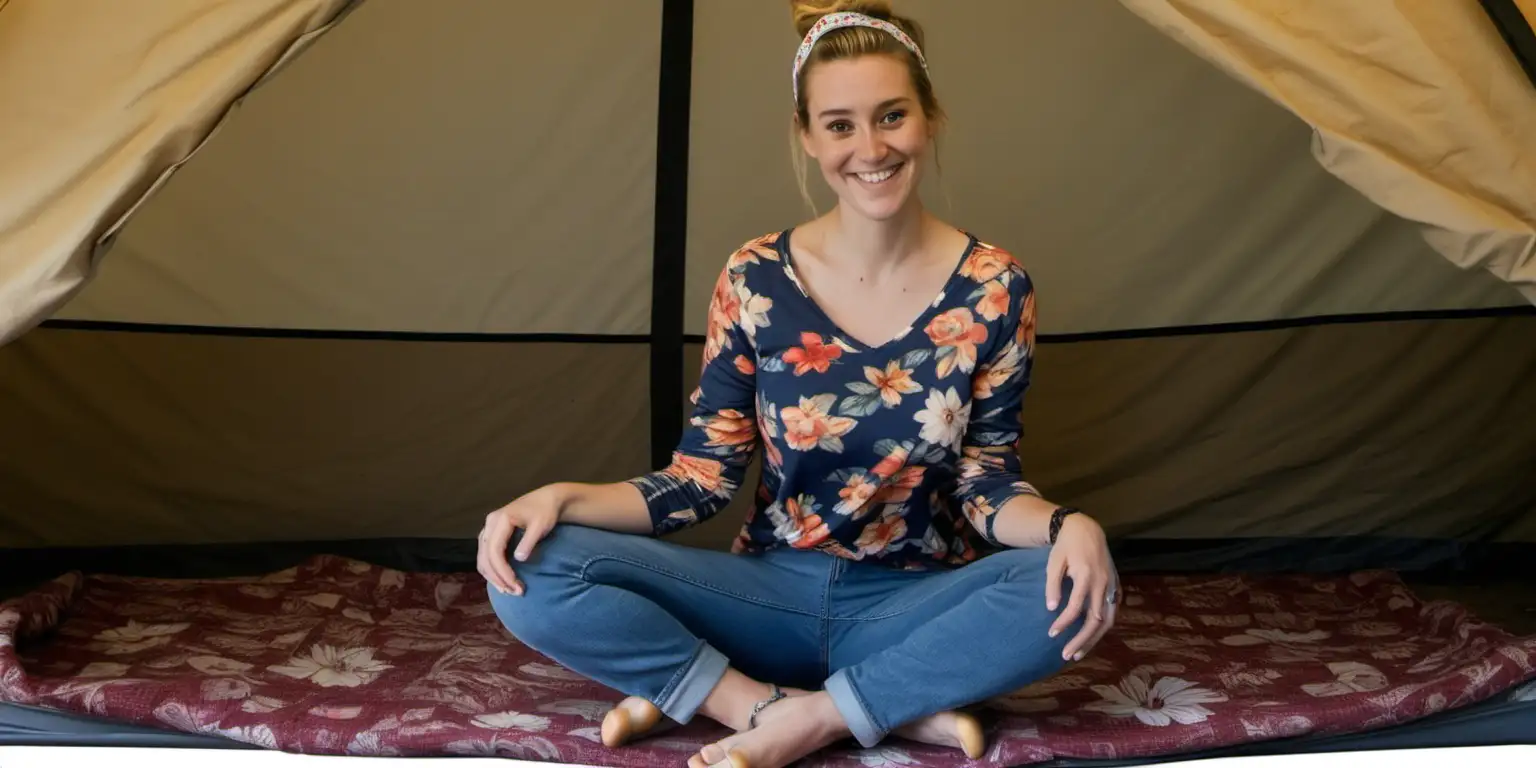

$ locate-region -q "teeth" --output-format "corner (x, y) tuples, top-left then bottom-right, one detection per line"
(856, 165), (900, 184)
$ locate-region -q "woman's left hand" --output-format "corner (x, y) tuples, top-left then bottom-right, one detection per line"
(1044, 513), (1120, 661)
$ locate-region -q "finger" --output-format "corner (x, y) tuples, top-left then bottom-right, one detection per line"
(485, 516), (523, 595)
(1064, 575), (1111, 659)
(1089, 574), (1109, 622)
(513, 517), (552, 563)
(1064, 611), (1103, 661)
(474, 531), (500, 591)
(1080, 574), (1123, 656)
(1062, 571), (1099, 654)
(1085, 610), (1116, 655)
(1075, 607), (1117, 659)
(1044, 550), (1065, 612)
(1050, 567), (1089, 639)
(477, 529), (512, 595)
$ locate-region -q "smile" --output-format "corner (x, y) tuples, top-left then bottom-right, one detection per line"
(853, 162), (903, 185)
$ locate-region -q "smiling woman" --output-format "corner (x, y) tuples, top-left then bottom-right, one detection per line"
(788, 0), (943, 218)
(473, 3), (1123, 768)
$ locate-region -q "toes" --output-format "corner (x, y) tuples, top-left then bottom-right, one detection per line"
(704, 748), (748, 768)
(601, 697), (663, 748)
(600, 707), (631, 748)
(955, 712), (986, 759)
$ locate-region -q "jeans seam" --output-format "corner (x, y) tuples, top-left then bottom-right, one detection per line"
(828, 608), (917, 622)
(820, 558), (838, 678)
(576, 553), (819, 616)
(655, 639), (706, 710)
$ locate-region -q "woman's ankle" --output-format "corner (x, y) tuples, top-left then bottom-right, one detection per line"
(698, 669), (776, 731)
(798, 691), (853, 743)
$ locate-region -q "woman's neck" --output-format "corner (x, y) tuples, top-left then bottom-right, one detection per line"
(821, 204), (934, 276)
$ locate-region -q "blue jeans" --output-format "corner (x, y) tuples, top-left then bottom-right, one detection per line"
(487, 524), (1078, 748)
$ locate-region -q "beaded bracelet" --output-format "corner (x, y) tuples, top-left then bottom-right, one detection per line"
(1048, 507), (1081, 546)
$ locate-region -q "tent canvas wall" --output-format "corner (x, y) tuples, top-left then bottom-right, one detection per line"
(2, 0), (1534, 765)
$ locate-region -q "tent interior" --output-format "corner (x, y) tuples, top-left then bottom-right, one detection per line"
(3, 0), (1536, 765)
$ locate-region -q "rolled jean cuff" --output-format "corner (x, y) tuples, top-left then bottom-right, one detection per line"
(658, 640), (729, 724)
(825, 669), (883, 748)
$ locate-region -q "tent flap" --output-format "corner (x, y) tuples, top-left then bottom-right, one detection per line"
(1118, 0), (1536, 303)
(0, 0), (361, 346)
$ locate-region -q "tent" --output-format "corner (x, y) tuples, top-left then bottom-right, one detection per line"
(2, 0), (1534, 763)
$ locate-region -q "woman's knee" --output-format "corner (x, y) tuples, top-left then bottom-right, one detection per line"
(485, 524), (610, 638)
(979, 547), (1087, 639)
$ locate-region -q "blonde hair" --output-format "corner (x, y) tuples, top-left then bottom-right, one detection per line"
(788, 0), (946, 213)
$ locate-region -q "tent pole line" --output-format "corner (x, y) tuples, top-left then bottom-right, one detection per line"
(649, 0), (695, 470)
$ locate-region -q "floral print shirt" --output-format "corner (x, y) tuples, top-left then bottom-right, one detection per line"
(629, 229), (1041, 569)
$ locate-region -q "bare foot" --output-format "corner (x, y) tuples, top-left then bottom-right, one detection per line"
(894, 710), (986, 759)
(601, 695), (665, 748)
(688, 691), (850, 768)
(602, 685), (816, 748)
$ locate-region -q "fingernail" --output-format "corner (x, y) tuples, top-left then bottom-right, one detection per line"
(1047, 601), (1057, 610)
(1074, 652), (1084, 661)
(1048, 629), (1058, 638)
(515, 550), (528, 562)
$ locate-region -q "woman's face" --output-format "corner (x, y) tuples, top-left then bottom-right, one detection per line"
(798, 54), (933, 222)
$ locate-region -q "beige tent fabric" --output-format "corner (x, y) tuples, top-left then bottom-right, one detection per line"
(51, 0), (662, 337)
(0, 0), (358, 346)
(687, 0), (1523, 338)
(1118, 0), (1536, 304)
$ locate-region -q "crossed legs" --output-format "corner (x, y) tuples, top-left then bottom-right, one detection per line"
(487, 526), (1080, 768)
(690, 546), (1079, 767)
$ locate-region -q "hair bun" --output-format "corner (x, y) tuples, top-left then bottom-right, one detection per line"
(790, 0), (895, 37)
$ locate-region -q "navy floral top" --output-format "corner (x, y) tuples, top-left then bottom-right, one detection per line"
(629, 229), (1040, 569)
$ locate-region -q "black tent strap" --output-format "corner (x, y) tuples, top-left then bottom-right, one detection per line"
(1480, 0), (1536, 89)
(34, 305), (1536, 345)
(648, 0), (694, 470)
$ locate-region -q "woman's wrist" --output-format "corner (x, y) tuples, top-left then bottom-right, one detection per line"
(992, 495), (1060, 548)
(541, 482), (581, 522)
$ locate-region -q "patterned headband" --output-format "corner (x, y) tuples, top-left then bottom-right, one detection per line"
(792, 11), (929, 103)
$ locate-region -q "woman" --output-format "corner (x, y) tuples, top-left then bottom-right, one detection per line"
(476, 2), (1120, 767)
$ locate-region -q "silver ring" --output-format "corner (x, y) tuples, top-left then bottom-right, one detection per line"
(1105, 586), (1119, 605)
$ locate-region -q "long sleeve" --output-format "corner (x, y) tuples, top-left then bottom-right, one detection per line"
(627, 260), (763, 535)
(954, 264), (1042, 544)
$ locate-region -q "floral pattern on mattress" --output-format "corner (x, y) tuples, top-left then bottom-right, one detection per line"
(1, 555), (1533, 766)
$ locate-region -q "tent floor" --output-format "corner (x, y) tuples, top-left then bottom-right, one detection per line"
(2, 692), (1533, 763)
(2, 538), (1533, 764)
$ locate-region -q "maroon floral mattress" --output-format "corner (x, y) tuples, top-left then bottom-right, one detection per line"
(2, 555), (1532, 766)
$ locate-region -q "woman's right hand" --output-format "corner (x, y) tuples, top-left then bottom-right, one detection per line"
(477, 483), (566, 596)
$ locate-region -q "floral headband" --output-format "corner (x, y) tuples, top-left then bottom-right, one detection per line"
(792, 11), (929, 103)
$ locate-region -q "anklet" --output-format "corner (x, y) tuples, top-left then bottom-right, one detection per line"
(747, 684), (786, 729)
